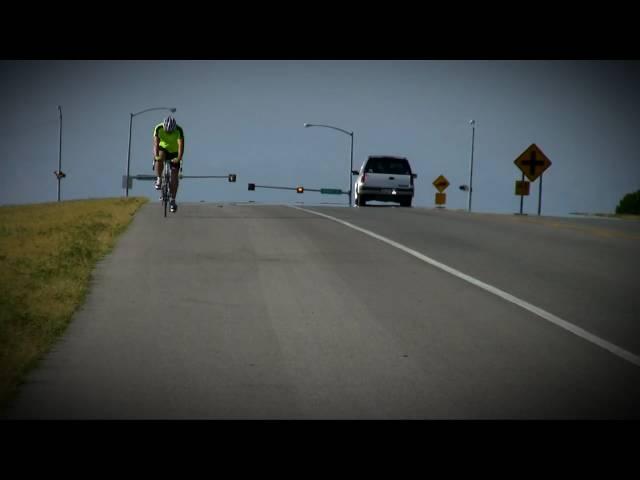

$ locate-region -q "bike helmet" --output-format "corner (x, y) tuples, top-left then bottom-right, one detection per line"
(163, 115), (177, 132)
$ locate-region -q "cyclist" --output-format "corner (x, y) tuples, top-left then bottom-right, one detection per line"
(153, 115), (184, 213)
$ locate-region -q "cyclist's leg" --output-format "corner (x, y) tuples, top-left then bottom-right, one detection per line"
(168, 152), (180, 199)
(166, 151), (179, 212)
(154, 150), (166, 189)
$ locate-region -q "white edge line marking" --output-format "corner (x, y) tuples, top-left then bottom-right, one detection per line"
(290, 205), (640, 368)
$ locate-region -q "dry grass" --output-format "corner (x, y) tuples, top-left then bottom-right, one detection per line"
(0, 197), (147, 411)
(570, 212), (640, 220)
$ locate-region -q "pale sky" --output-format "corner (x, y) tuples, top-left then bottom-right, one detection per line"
(2, 60), (639, 215)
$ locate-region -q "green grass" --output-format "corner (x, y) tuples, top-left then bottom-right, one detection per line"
(0, 197), (147, 411)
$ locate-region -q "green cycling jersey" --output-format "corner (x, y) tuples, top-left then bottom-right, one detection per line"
(153, 123), (185, 154)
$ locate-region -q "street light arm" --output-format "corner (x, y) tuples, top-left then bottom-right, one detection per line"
(305, 123), (353, 137)
(132, 106), (177, 117)
(304, 122), (355, 207)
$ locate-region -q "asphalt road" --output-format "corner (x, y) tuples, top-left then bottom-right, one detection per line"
(4, 203), (640, 419)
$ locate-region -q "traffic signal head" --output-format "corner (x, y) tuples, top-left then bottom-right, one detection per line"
(228, 174), (237, 183)
(248, 183), (256, 191)
(296, 186), (304, 194)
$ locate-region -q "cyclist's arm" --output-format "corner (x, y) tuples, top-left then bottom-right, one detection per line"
(153, 135), (160, 159)
(176, 126), (185, 163)
(177, 138), (184, 163)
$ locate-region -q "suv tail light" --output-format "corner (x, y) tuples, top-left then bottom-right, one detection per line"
(362, 173), (367, 183)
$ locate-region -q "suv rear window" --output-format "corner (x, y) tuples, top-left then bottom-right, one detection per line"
(365, 157), (412, 175)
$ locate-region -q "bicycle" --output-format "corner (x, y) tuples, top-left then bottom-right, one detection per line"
(153, 157), (182, 217)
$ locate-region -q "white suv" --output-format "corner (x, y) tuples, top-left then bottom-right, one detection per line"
(352, 156), (417, 207)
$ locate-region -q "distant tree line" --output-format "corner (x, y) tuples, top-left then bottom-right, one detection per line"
(616, 189), (640, 215)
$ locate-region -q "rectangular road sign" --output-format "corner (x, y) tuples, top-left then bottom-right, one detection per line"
(122, 175), (133, 189)
(435, 192), (446, 205)
(320, 188), (343, 195)
(515, 180), (530, 196)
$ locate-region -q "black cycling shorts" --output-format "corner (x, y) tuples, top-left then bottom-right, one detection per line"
(158, 147), (179, 162)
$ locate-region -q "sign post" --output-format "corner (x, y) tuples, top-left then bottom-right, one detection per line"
(514, 144), (552, 216)
(519, 172), (525, 214)
(538, 172), (543, 216)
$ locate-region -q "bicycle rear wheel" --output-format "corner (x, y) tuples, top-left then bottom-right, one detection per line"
(163, 195), (167, 217)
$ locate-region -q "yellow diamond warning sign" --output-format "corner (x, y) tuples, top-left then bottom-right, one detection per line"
(432, 175), (450, 193)
(514, 144), (552, 182)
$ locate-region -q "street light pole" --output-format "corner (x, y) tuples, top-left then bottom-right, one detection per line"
(58, 105), (62, 202)
(349, 132), (354, 206)
(125, 106), (176, 198)
(468, 119), (476, 212)
(304, 123), (354, 207)
(126, 113), (133, 198)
